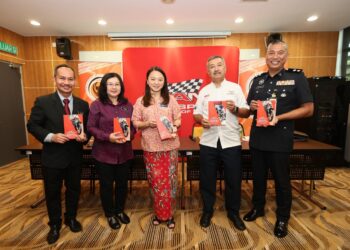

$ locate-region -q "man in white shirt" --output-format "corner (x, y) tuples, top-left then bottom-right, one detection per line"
(193, 55), (250, 229)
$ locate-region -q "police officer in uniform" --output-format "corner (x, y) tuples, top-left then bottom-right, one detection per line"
(244, 39), (314, 237)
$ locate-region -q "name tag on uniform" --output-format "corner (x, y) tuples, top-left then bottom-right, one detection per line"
(276, 80), (295, 86)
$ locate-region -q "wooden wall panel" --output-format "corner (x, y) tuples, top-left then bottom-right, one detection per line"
(159, 38), (214, 47)
(22, 61), (54, 87)
(24, 36), (53, 60)
(230, 33), (268, 51)
(0, 27), (25, 64)
(104, 38), (158, 51)
(288, 57), (337, 77)
(24, 88), (55, 115)
(284, 32), (338, 57)
(50, 36), (106, 61)
(0, 27), (341, 143)
(18, 31), (339, 118)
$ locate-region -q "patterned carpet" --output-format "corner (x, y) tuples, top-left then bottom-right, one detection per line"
(0, 159), (349, 249)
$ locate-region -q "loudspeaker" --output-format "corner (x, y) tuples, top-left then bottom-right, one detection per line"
(56, 37), (72, 60)
(295, 77), (347, 146)
(344, 104), (350, 162)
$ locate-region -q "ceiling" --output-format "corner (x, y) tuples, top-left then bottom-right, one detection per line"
(0, 0), (349, 37)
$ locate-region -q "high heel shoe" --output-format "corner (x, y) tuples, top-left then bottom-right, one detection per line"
(166, 217), (175, 229)
(152, 216), (161, 226)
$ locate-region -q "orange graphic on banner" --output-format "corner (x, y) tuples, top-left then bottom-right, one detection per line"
(238, 58), (268, 135)
(78, 62), (121, 104)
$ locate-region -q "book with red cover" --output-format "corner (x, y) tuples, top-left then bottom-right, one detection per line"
(157, 115), (176, 140)
(113, 117), (131, 141)
(64, 114), (84, 139)
(208, 101), (227, 126)
(256, 98), (277, 127)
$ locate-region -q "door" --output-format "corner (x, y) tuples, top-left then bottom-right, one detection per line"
(0, 61), (27, 166)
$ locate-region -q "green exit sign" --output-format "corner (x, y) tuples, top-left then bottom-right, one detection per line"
(0, 41), (18, 55)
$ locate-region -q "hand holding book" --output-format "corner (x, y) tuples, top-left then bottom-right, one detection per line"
(64, 114), (84, 140)
(113, 117), (131, 142)
(208, 100), (227, 126)
(109, 131), (127, 143)
(75, 132), (87, 142)
(157, 115), (177, 140)
(256, 98), (277, 127)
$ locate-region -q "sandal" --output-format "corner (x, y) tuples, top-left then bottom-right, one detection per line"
(166, 217), (175, 229)
(152, 216), (161, 226)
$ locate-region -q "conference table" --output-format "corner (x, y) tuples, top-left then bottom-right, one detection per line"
(17, 137), (341, 210)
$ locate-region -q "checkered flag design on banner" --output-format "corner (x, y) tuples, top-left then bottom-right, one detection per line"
(168, 79), (203, 94)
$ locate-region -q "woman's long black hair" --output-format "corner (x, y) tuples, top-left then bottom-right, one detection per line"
(142, 66), (169, 107)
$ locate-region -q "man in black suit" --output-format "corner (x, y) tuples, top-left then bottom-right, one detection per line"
(27, 64), (89, 244)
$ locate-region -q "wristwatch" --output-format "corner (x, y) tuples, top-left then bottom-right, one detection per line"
(233, 106), (239, 114)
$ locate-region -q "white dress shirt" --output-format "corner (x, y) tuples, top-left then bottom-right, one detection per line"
(193, 79), (249, 149)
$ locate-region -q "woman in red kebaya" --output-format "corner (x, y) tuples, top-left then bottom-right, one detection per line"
(132, 66), (181, 229)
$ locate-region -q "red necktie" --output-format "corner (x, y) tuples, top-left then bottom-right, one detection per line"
(63, 98), (70, 115)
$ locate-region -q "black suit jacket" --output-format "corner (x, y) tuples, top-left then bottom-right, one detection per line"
(27, 92), (89, 169)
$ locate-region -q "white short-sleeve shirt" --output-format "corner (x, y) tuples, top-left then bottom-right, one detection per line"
(193, 79), (249, 149)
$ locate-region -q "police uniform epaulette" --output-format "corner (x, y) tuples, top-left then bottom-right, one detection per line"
(253, 72), (267, 79)
(286, 68), (303, 73)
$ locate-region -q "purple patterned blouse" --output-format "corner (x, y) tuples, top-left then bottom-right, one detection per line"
(87, 99), (134, 165)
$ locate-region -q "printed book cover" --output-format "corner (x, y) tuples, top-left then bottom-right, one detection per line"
(208, 101), (227, 126)
(64, 114), (84, 139)
(113, 118), (131, 141)
(256, 98), (277, 127)
(157, 115), (176, 140)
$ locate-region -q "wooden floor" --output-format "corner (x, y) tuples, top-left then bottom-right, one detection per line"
(0, 159), (349, 250)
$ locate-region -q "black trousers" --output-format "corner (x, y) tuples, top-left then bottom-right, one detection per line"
(250, 147), (292, 221)
(43, 163), (81, 226)
(96, 160), (130, 217)
(199, 140), (242, 217)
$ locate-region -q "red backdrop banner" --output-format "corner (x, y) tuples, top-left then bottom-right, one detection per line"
(123, 46), (240, 137)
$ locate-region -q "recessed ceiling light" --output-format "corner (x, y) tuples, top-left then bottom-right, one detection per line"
(161, 0), (175, 4)
(307, 15), (318, 22)
(30, 20), (40, 26)
(235, 17), (244, 24)
(98, 19), (107, 26)
(166, 18), (174, 25)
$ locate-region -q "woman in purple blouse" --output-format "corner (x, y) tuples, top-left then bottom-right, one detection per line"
(87, 72), (134, 230)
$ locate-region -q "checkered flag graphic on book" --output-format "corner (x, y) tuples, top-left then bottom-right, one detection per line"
(168, 79), (203, 94)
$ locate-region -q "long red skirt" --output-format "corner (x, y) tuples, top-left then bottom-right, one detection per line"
(143, 150), (178, 221)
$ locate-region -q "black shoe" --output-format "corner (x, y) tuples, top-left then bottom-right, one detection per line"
(274, 220), (288, 238)
(200, 213), (212, 228)
(64, 218), (82, 232)
(228, 214), (246, 231)
(243, 209), (265, 221)
(47, 224), (60, 244)
(116, 212), (130, 224)
(107, 216), (121, 229)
